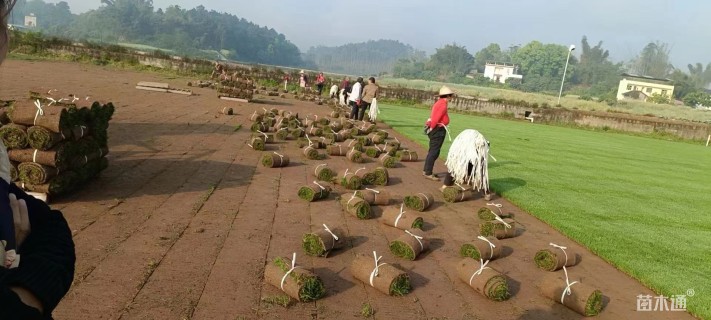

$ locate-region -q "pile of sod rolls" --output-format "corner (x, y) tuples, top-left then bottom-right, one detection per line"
(216, 78), (255, 100)
(3, 98), (114, 196)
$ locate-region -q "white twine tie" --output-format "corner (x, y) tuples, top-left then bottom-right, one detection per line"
(418, 193), (430, 208)
(550, 243), (569, 265)
(274, 152), (285, 165)
(405, 230), (424, 251)
(313, 181), (326, 198)
(257, 130), (268, 140)
(440, 124), (452, 142)
(469, 259), (491, 286)
(347, 191), (358, 205)
(33, 100), (44, 126)
(369, 251), (387, 287)
(323, 224), (339, 241)
(560, 266), (578, 304)
(280, 252), (297, 291)
(46, 97), (57, 106)
(315, 164), (327, 176)
(394, 203), (406, 227)
(354, 167), (366, 176)
(486, 203), (503, 214)
(32, 150), (39, 163)
(494, 214), (512, 229)
(477, 236), (497, 259)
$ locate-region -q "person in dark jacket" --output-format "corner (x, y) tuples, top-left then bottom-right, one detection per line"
(1, 1), (77, 318)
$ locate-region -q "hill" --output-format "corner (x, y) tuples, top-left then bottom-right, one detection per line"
(304, 39), (425, 76)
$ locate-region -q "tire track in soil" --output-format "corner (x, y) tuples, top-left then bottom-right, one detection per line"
(53, 119), (238, 319)
(116, 134), (252, 319)
(190, 160), (283, 319)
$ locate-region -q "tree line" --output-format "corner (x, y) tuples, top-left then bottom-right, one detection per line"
(8, 0), (306, 66)
(303, 40), (425, 76)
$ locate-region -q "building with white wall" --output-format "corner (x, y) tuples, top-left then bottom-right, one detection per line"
(483, 62), (523, 83)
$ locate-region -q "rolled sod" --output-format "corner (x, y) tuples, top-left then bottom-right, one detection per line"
(381, 206), (424, 230)
(250, 112), (264, 122)
(303, 146), (320, 160)
(340, 118), (354, 129)
(348, 127), (360, 137)
(389, 229), (428, 260)
(276, 128), (290, 140)
(290, 128), (305, 139)
(330, 111), (340, 118)
(27, 126), (66, 150)
(302, 226), (345, 257)
(368, 133), (385, 145)
(327, 144), (347, 156)
(356, 136), (373, 147)
(253, 132), (275, 144)
(313, 164), (335, 181)
(375, 130), (388, 139)
(316, 117), (330, 126)
(364, 147), (381, 158)
(404, 193), (434, 212)
(344, 139), (363, 152)
(539, 273), (604, 316)
(376, 144), (397, 156)
(18, 162), (58, 185)
(0, 123), (29, 149)
(378, 154), (396, 168)
(340, 171), (363, 190)
(219, 107), (234, 115)
(319, 137), (334, 146)
(460, 236), (502, 261)
(263, 117), (276, 128)
(8, 100), (71, 132)
(251, 122), (268, 132)
(534, 248), (580, 272)
(261, 153), (290, 168)
(337, 129), (352, 140)
(456, 258), (510, 301)
(249, 137), (265, 151)
(347, 149), (364, 163)
(329, 122), (343, 133)
(16, 171), (80, 195)
(399, 150), (418, 162)
(359, 123), (375, 135)
(341, 195), (372, 219)
(355, 189), (391, 206)
(386, 140), (401, 150)
(350, 253), (411, 296)
(478, 207), (514, 221)
(8, 145), (73, 170)
(442, 187), (475, 203)
(479, 219), (517, 239)
(10, 161), (19, 182)
(264, 255), (325, 302)
(362, 167), (389, 186)
(322, 132), (344, 142)
(298, 184), (332, 202)
(307, 126), (323, 136)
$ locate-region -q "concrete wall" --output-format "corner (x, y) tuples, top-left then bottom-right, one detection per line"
(380, 87), (711, 141)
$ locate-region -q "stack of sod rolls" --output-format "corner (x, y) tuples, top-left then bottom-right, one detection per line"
(217, 78), (254, 100)
(4, 98), (114, 197)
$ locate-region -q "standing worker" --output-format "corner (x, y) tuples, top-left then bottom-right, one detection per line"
(339, 76), (351, 106)
(299, 70), (309, 93)
(360, 77), (379, 121)
(315, 72), (326, 96)
(348, 77), (364, 120)
(423, 86), (454, 181)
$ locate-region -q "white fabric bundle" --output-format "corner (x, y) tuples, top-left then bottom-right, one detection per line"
(339, 89), (346, 106)
(445, 129), (490, 192)
(368, 98), (380, 121)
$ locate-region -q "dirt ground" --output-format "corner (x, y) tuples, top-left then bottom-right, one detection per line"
(0, 60), (695, 320)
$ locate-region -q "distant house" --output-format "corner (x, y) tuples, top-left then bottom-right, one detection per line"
(483, 62), (523, 84)
(24, 14), (37, 28)
(616, 73), (674, 101)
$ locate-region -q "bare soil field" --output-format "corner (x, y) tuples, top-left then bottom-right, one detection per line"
(0, 60), (695, 320)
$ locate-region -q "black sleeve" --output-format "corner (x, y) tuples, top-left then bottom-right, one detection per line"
(0, 269), (44, 320)
(5, 185), (76, 315)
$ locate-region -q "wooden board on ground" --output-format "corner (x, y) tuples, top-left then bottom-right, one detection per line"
(136, 86), (168, 93)
(167, 89), (193, 96)
(219, 96), (250, 103)
(137, 81), (169, 89)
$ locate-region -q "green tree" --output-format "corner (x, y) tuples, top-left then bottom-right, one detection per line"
(472, 43), (510, 73)
(511, 41), (576, 92)
(573, 36), (623, 96)
(629, 41), (673, 78)
(426, 43), (475, 80)
(682, 91), (711, 107)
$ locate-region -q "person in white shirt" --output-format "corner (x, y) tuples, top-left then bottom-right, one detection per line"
(348, 77), (364, 119)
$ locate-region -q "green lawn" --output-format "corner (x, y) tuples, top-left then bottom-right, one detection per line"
(379, 103), (711, 319)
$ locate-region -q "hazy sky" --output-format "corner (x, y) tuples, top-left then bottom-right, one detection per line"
(42, 0), (710, 67)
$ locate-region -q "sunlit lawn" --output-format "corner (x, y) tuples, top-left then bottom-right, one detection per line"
(379, 103), (711, 319)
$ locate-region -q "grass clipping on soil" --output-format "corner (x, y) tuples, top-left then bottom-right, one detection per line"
(539, 273), (603, 316)
(456, 258), (510, 301)
(302, 225), (344, 257)
(265, 255), (325, 302)
(297, 183), (331, 202)
(350, 253), (411, 296)
(403, 193), (433, 212)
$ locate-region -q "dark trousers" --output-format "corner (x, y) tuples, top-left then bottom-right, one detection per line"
(443, 162), (474, 186)
(349, 100), (359, 119)
(358, 101), (371, 121)
(317, 83), (324, 95)
(423, 127), (446, 175)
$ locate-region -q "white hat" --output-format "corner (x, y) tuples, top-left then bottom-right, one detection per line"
(299, 70), (305, 74)
(439, 86), (454, 96)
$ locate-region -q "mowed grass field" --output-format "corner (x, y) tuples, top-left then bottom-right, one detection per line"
(379, 103), (711, 319)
